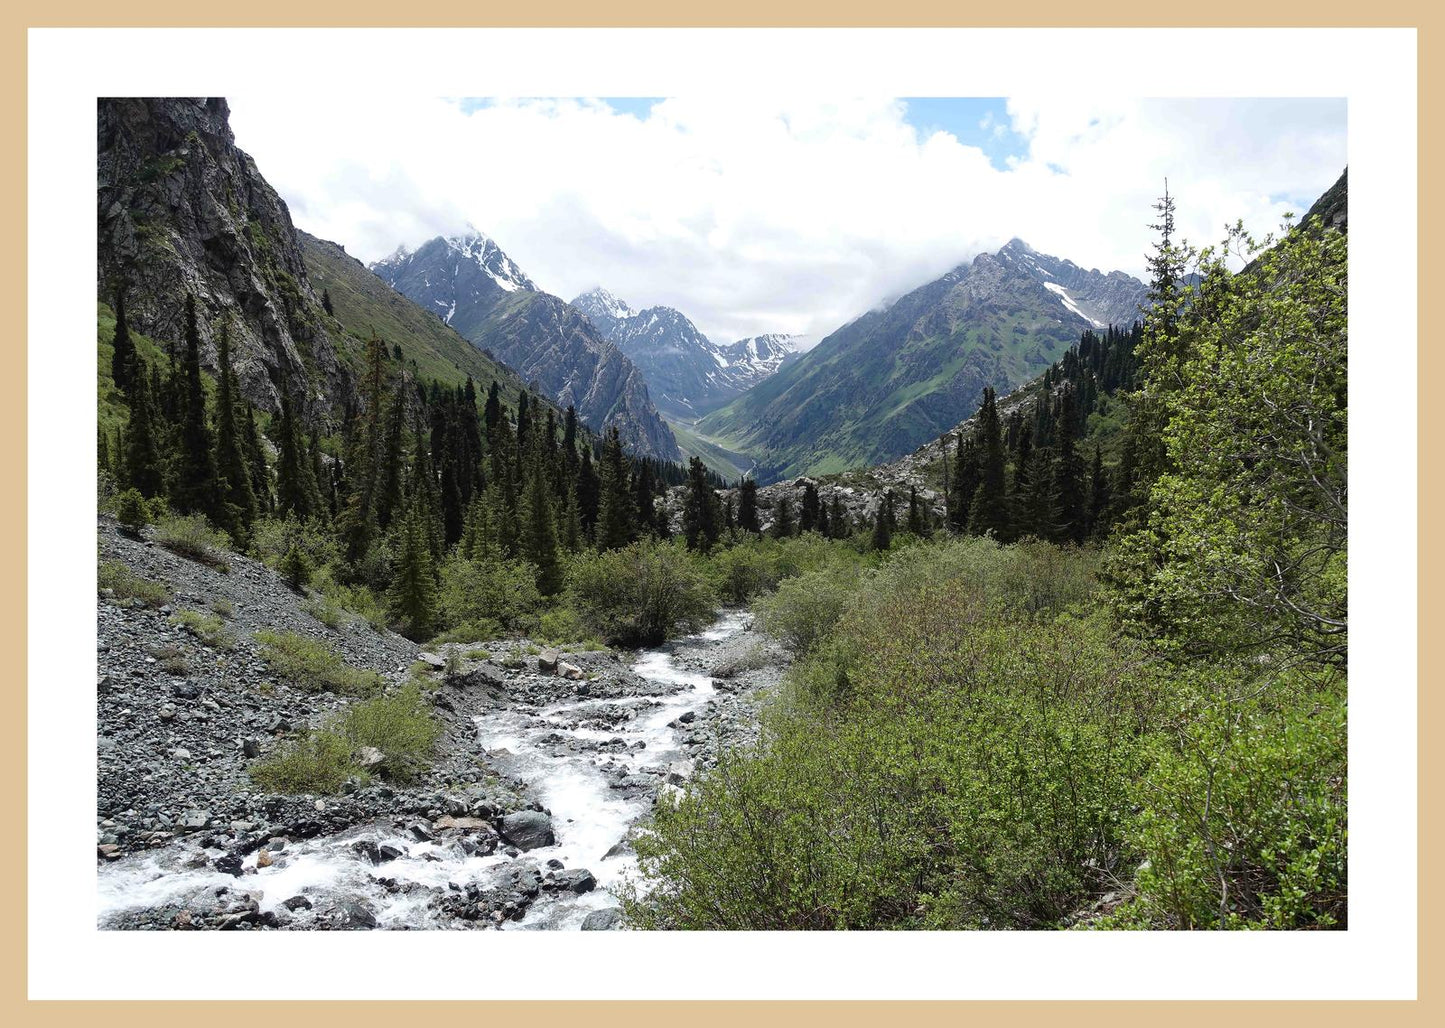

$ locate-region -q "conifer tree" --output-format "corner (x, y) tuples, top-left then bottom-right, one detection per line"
(321, 289), (334, 317)
(771, 496), (794, 539)
(274, 386), (319, 520)
(1010, 421), (1035, 533)
(738, 479), (761, 534)
(213, 321), (257, 541)
(1053, 389), (1087, 543)
(905, 485), (928, 537)
(950, 439), (980, 533)
(827, 494), (848, 539)
(122, 370), (166, 498)
(110, 289), (138, 397)
(171, 295), (222, 521)
(871, 491), (895, 551)
(967, 387), (1009, 538)
(521, 449), (563, 594)
(681, 456), (720, 552)
(388, 497), (438, 639)
(242, 402), (272, 514)
(594, 427), (635, 550)
(562, 482), (584, 552)
(1087, 445), (1110, 540)
(799, 482), (821, 533)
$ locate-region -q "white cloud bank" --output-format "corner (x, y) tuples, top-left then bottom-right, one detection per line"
(228, 96), (1345, 348)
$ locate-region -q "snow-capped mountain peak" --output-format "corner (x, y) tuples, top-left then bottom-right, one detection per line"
(570, 288), (799, 420)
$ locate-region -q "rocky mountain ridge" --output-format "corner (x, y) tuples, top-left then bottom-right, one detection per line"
(373, 237), (680, 460)
(571, 288), (799, 420)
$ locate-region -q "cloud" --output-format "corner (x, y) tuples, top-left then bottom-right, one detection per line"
(228, 96), (1345, 348)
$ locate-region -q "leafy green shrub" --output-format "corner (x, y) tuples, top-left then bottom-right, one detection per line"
(338, 682), (441, 783)
(310, 566), (388, 632)
(98, 560), (171, 607)
(253, 630), (383, 696)
(437, 555), (543, 635)
(537, 606), (585, 643)
(301, 596), (345, 630)
(1108, 669), (1348, 930)
(248, 515), (339, 572)
(753, 563), (860, 656)
(708, 535), (866, 604)
(113, 488), (152, 535)
(628, 553), (1159, 930)
(565, 538), (717, 647)
(153, 514), (232, 570)
(169, 608), (235, 650)
(250, 731), (358, 794)
(209, 597), (235, 619)
(464, 648), (493, 661)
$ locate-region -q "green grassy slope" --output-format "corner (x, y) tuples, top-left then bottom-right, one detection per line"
(299, 232), (537, 409)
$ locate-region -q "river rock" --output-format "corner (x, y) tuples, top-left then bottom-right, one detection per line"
(538, 649), (560, 673)
(498, 810), (555, 851)
(581, 907), (622, 931)
(558, 662), (585, 681)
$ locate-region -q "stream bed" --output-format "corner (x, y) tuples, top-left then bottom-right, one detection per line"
(96, 611), (759, 930)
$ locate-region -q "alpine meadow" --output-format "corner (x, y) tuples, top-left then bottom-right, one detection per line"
(94, 96), (1348, 933)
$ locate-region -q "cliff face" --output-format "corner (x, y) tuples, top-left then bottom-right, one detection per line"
(97, 97), (347, 420)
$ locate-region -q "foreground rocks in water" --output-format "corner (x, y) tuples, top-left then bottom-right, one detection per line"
(498, 810), (556, 851)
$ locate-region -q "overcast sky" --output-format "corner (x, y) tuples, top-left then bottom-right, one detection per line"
(228, 96), (1346, 348)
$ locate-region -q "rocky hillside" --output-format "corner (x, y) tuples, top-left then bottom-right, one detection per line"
(96, 515), (781, 929)
(571, 289), (799, 420)
(696, 240), (1146, 483)
(98, 98), (348, 420)
(373, 236), (679, 461)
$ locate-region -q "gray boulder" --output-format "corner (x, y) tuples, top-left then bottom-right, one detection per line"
(498, 810), (555, 851)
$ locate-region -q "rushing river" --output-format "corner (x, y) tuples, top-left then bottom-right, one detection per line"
(96, 611), (751, 930)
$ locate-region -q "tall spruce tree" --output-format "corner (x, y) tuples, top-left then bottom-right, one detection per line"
(681, 456), (720, 552)
(871, 490), (895, 551)
(1053, 389), (1087, 543)
(771, 496), (794, 539)
(170, 295), (222, 522)
(388, 496), (438, 639)
(122, 370), (166, 498)
(827, 494), (847, 539)
(110, 289), (138, 397)
(738, 479), (761, 534)
(520, 449), (563, 594)
(905, 485), (928, 537)
(594, 427), (635, 550)
(799, 482), (821, 533)
(213, 321), (257, 541)
(967, 387), (1009, 538)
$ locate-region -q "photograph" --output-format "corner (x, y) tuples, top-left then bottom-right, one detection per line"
(91, 90), (1351, 935)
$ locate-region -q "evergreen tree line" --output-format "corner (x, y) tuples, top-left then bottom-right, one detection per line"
(104, 290), (726, 635)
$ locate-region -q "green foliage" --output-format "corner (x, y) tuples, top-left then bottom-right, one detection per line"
(253, 630), (384, 696)
(113, 488), (152, 534)
(565, 538), (716, 647)
(753, 563), (860, 656)
(437, 554), (544, 636)
(1107, 667), (1347, 929)
(249, 730), (358, 795)
(98, 560), (171, 607)
(1108, 219), (1347, 666)
(279, 544), (314, 591)
(152, 514), (232, 570)
(209, 596), (235, 619)
(168, 608), (235, 650)
(629, 541), (1159, 930)
(337, 682), (442, 783)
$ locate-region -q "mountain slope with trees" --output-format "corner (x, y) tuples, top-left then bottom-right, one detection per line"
(372, 235), (680, 461)
(696, 239), (1148, 483)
